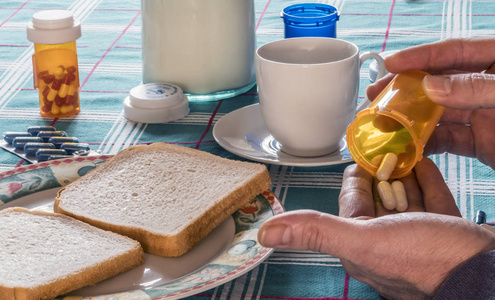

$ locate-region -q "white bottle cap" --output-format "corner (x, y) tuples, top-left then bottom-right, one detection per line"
(124, 83), (190, 124)
(27, 10), (81, 44)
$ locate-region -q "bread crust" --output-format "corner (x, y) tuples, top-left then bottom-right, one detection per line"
(54, 143), (271, 257)
(0, 207), (145, 300)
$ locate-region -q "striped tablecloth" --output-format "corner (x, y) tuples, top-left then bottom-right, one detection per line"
(1, 0), (494, 299)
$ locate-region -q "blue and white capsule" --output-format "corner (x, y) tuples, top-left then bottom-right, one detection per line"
(27, 126), (56, 136)
(48, 137), (79, 148)
(60, 142), (90, 154)
(12, 137), (43, 149)
(3, 132), (32, 144)
(37, 131), (67, 142)
(36, 149), (68, 161)
(23, 142), (56, 155)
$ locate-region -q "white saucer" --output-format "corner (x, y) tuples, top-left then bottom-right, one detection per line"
(213, 104), (354, 167)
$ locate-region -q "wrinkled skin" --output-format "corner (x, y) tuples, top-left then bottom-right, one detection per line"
(258, 38), (495, 299)
(367, 37), (495, 169)
(258, 159), (495, 299)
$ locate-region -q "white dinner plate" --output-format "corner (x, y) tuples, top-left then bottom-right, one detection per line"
(0, 155), (284, 299)
(213, 103), (354, 167)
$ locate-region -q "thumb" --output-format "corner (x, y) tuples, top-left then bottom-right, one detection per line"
(422, 73), (495, 109)
(258, 210), (363, 258)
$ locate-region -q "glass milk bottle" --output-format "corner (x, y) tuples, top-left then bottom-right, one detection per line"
(141, 0), (256, 101)
(27, 10), (81, 118)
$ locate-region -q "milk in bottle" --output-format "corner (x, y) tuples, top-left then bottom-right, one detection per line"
(141, 0), (256, 101)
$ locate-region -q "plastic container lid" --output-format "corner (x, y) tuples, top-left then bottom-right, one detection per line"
(124, 83), (189, 124)
(281, 3), (339, 38)
(27, 10), (81, 44)
(282, 3), (339, 26)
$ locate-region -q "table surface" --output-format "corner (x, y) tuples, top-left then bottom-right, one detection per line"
(1, 0), (494, 299)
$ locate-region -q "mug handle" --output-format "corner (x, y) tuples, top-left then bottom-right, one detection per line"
(356, 52), (386, 112)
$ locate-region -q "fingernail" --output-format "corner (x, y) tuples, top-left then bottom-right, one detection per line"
(259, 224), (291, 247)
(423, 75), (452, 97)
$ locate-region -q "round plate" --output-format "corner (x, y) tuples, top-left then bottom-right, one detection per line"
(213, 104), (354, 167)
(0, 155), (284, 299)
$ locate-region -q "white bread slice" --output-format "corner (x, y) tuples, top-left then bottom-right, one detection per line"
(0, 207), (144, 300)
(54, 143), (271, 257)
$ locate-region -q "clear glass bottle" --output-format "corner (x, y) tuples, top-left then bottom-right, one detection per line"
(27, 10), (81, 118)
(141, 0), (256, 101)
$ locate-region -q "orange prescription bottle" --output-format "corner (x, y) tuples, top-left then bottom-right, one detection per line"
(27, 10), (81, 118)
(346, 70), (446, 179)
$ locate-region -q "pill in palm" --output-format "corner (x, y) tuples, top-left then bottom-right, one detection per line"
(377, 181), (396, 210)
(376, 153), (398, 181)
(391, 180), (408, 212)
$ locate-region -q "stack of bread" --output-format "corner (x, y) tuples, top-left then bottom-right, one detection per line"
(1, 143), (271, 299)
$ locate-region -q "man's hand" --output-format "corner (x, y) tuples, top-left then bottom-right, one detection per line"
(366, 38), (495, 169)
(258, 159), (495, 299)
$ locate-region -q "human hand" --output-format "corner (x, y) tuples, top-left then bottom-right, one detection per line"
(366, 38), (495, 169)
(258, 158), (495, 299)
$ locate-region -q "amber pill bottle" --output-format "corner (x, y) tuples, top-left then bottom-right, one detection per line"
(27, 10), (81, 118)
(346, 70), (446, 179)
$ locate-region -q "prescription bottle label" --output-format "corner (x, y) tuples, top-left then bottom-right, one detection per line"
(32, 48), (80, 118)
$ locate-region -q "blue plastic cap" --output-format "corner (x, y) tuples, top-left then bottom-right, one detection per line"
(281, 3), (339, 38)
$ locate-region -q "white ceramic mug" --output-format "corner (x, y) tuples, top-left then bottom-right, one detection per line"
(255, 37), (386, 157)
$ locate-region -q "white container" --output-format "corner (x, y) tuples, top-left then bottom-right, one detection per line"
(141, 0), (256, 101)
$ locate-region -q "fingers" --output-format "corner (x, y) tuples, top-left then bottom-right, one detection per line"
(385, 38), (495, 74)
(413, 158), (461, 217)
(398, 172), (425, 212)
(257, 210), (364, 259)
(381, 38), (495, 110)
(422, 73), (495, 109)
(471, 109), (495, 169)
(338, 164), (375, 218)
(366, 73), (395, 101)
(438, 108), (471, 124)
(425, 124), (476, 157)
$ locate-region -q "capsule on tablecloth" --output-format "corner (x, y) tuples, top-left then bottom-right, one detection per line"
(37, 130), (67, 142)
(3, 132), (33, 144)
(23, 142), (56, 155)
(27, 126), (56, 136)
(36, 148), (68, 161)
(48, 137), (79, 148)
(60, 142), (90, 154)
(12, 137), (43, 149)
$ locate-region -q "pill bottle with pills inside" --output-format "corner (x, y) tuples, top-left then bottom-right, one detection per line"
(27, 10), (81, 118)
(346, 70), (446, 179)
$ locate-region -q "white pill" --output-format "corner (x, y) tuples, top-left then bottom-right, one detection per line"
(392, 180), (408, 212)
(377, 181), (396, 210)
(376, 153), (398, 181)
(370, 154), (385, 166)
